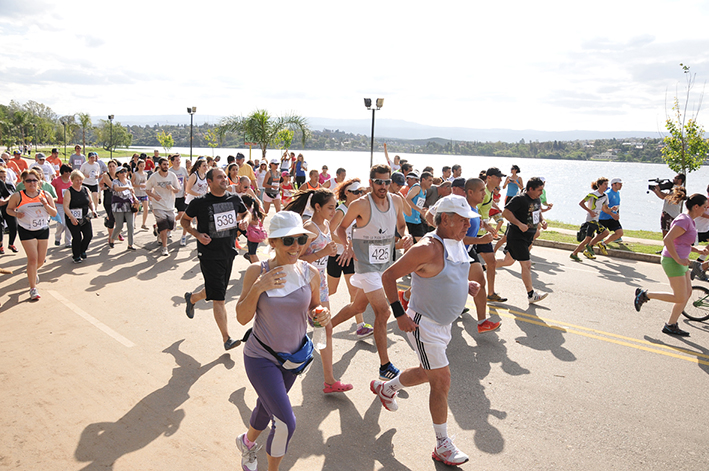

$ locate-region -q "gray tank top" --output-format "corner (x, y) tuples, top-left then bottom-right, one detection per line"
(352, 193), (397, 273)
(409, 233), (470, 325)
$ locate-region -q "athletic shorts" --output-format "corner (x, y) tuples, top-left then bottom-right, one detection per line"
(406, 221), (426, 238)
(661, 212), (675, 233)
(83, 183), (99, 193)
(583, 220), (606, 238)
(153, 209), (175, 233)
(490, 212), (502, 224)
(327, 254), (355, 278)
(474, 242), (493, 254)
(699, 231), (709, 243)
(599, 218), (622, 232)
(661, 256), (689, 278)
(467, 246), (481, 264)
(199, 256), (235, 301)
(136, 195), (148, 202)
(18, 226), (50, 241)
(405, 308), (451, 370)
(247, 241), (259, 256)
(175, 197), (187, 213)
(507, 234), (534, 262)
(350, 271), (383, 293)
(263, 192), (281, 203)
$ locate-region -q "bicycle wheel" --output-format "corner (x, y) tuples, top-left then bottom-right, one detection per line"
(682, 285), (709, 322)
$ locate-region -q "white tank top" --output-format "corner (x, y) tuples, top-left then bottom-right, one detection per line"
(352, 193), (397, 273)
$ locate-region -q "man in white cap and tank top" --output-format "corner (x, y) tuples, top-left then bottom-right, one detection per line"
(330, 164), (413, 381)
(374, 194), (478, 466)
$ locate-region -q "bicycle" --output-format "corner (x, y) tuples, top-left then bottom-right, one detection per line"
(683, 285), (709, 321)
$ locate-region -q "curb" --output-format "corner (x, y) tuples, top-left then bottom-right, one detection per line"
(534, 239), (661, 264)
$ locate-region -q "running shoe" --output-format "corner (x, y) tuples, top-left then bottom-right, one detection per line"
(487, 293), (507, 303)
(29, 288), (40, 301)
(153, 224), (158, 237)
(478, 319), (501, 333)
(528, 291), (548, 304)
(54, 240), (60, 246)
(180, 236), (187, 246)
(570, 253), (582, 262)
(356, 323), (374, 339)
(379, 362), (400, 381)
(662, 323), (689, 337)
(398, 289), (409, 311)
(690, 261), (709, 281)
(184, 292), (195, 319)
(596, 242), (608, 256)
(370, 380), (398, 411)
(73, 257), (82, 263)
(161, 246), (169, 256)
(0, 246), (4, 255)
(224, 338), (241, 350)
(81, 252), (87, 259)
(634, 288), (649, 312)
(616, 237), (623, 243)
(8, 245), (18, 253)
(141, 225), (148, 230)
(236, 433), (261, 471)
(583, 247), (596, 259)
(432, 437), (469, 466)
(127, 245), (136, 251)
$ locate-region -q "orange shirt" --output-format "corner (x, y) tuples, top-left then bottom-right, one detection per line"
(46, 155), (63, 173)
(7, 157), (28, 175)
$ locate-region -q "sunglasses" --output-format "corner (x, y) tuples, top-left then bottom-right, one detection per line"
(24, 179), (39, 183)
(372, 179), (391, 186)
(348, 189), (363, 195)
(282, 235), (309, 246)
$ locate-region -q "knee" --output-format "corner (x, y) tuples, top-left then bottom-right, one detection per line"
(429, 372), (451, 394)
(617, 229), (624, 237)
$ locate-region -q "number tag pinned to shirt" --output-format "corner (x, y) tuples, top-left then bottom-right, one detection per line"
(214, 209), (237, 231)
(532, 210), (541, 225)
(70, 209), (82, 219)
(368, 244), (390, 264)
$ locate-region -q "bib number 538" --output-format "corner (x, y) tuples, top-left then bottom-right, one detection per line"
(214, 210), (237, 231)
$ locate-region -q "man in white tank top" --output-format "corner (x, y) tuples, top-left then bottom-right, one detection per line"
(329, 164), (413, 381)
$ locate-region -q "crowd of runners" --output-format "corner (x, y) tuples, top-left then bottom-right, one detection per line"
(1, 145), (706, 470)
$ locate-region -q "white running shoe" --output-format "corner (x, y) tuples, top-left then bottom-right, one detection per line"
(180, 236), (187, 246)
(236, 434), (261, 471)
(528, 291), (548, 304)
(29, 288), (40, 301)
(370, 380), (398, 411)
(433, 437), (469, 466)
(161, 246), (169, 256)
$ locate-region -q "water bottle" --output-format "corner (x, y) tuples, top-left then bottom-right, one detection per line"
(312, 307), (327, 351)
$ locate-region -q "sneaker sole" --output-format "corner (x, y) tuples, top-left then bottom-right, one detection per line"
(432, 451), (469, 466)
(356, 331), (374, 339)
(478, 324), (501, 334)
(370, 381), (397, 411)
(529, 293), (548, 304)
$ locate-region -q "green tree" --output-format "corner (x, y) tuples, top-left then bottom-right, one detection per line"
(203, 128), (220, 156)
(218, 109), (310, 160)
(156, 129), (175, 153)
(662, 64), (709, 178)
(75, 112), (93, 153)
(96, 119), (132, 152)
(275, 129), (294, 151)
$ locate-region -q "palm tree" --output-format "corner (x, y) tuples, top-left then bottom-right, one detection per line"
(11, 110), (31, 147)
(218, 109), (310, 160)
(75, 112), (93, 154)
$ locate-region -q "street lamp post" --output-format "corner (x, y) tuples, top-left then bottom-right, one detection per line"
(187, 106), (197, 161)
(108, 115), (114, 159)
(32, 123), (37, 152)
(364, 98), (384, 168)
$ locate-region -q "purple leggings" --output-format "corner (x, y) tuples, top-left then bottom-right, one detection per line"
(244, 354), (298, 457)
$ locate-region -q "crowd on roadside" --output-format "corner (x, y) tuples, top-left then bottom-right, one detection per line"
(3, 142), (708, 469)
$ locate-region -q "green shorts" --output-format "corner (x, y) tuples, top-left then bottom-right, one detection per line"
(661, 256), (689, 278)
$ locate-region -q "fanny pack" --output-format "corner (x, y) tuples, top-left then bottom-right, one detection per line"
(245, 328), (314, 375)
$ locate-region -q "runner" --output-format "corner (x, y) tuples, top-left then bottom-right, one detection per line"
(262, 159), (283, 214)
(374, 194), (477, 466)
(99, 160), (119, 247)
(79, 152), (102, 210)
(51, 165), (73, 248)
(280, 172), (294, 206)
(569, 177), (612, 261)
(0, 166), (18, 255)
(46, 148), (63, 175)
(109, 167), (137, 251)
(329, 164), (413, 380)
(497, 177), (549, 303)
(30, 153), (56, 182)
(168, 154), (189, 246)
(145, 158), (180, 256)
(70, 145), (86, 170)
(404, 171), (433, 242)
(598, 178), (623, 246)
(131, 159), (150, 230)
(6, 169), (57, 301)
(503, 165), (523, 205)
(182, 168), (250, 350)
(477, 168), (506, 303)
(235, 211), (328, 471)
(383, 143), (401, 172)
(63, 170), (97, 263)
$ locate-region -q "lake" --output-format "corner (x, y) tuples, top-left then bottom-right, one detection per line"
(129, 146), (709, 232)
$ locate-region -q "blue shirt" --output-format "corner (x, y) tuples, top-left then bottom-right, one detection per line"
(465, 206), (481, 251)
(599, 189), (620, 220)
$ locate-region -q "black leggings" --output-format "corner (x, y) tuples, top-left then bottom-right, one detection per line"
(67, 219), (93, 259)
(0, 207), (17, 246)
(294, 175), (306, 189)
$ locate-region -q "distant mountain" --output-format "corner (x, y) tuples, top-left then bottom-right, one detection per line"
(109, 115), (659, 143)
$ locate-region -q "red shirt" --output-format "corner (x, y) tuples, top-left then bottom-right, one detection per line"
(144, 159), (155, 171)
(51, 176), (72, 204)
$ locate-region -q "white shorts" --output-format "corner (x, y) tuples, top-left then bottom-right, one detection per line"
(405, 308), (451, 370)
(350, 271), (383, 293)
(263, 192), (281, 203)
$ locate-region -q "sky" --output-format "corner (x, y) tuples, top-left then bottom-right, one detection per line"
(2, 0), (709, 134)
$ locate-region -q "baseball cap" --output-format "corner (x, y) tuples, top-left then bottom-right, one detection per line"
(13, 150), (21, 155)
(88, 152), (98, 157)
(281, 171), (290, 178)
(236, 153), (245, 160)
(268, 211), (315, 239)
(430, 195), (479, 219)
(406, 170), (420, 180)
(345, 181), (362, 192)
(391, 172), (406, 186)
(611, 178), (622, 185)
(451, 177), (466, 188)
(36, 152), (46, 159)
(486, 167), (506, 178)
(270, 158), (279, 165)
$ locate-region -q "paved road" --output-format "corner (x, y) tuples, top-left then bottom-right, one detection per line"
(1, 222), (707, 470)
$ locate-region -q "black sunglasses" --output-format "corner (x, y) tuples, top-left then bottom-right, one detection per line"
(348, 189), (363, 195)
(282, 235), (309, 246)
(24, 179), (39, 183)
(372, 179), (391, 186)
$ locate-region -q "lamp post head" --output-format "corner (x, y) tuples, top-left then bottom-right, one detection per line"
(376, 98), (384, 109)
(188, 107), (197, 114)
(364, 98), (372, 109)
(108, 115), (114, 121)
(192, 106), (197, 113)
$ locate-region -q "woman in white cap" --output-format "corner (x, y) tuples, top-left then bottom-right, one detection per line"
(236, 211), (330, 471)
(262, 159), (283, 214)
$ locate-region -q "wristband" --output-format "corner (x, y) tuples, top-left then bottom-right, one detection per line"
(390, 300), (406, 319)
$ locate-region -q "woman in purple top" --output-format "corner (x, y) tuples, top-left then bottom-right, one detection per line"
(235, 211), (330, 471)
(634, 192), (709, 336)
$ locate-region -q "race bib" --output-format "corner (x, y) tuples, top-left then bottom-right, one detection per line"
(61, 189), (67, 197)
(214, 209), (237, 231)
(313, 256), (328, 269)
(70, 209), (82, 219)
(415, 198), (425, 209)
(368, 244), (390, 264)
(31, 217), (47, 229)
(532, 210), (541, 225)
(74, 159), (82, 167)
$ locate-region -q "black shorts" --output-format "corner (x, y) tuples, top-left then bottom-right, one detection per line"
(468, 246), (481, 264)
(406, 221), (426, 238)
(327, 254), (355, 278)
(507, 234), (534, 262)
(175, 197), (187, 213)
(199, 256), (235, 301)
(247, 241), (259, 256)
(699, 231), (709, 243)
(18, 226), (50, 241)
(599, 218), (622, 232)
(661, 212), (675, 233)
(474, 242), (494, 254)
(584, 220), (606, 238)
(83, 183), (99, 193)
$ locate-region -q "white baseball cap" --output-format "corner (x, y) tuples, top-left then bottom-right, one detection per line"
(611, 178), (623, 185)
(268, 211), (315, 239)
(430, 195), (479, 219)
